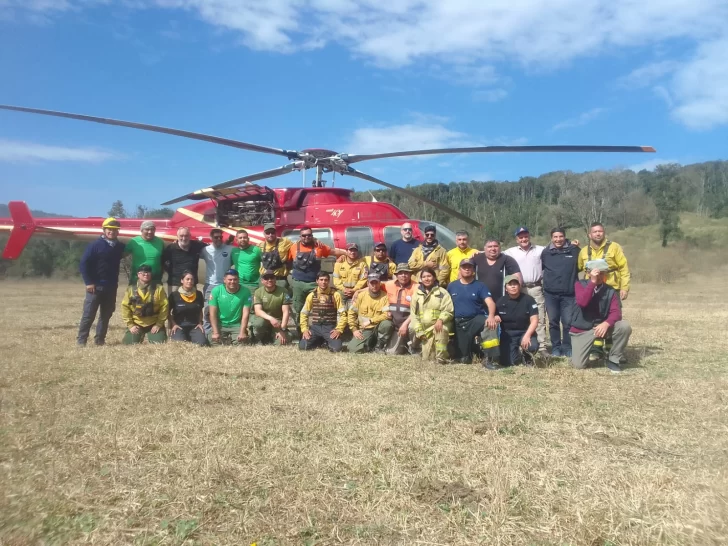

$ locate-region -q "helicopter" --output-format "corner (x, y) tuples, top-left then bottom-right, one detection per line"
(0, 104), (655, 259)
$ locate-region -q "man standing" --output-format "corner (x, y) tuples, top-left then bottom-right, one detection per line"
(447, 259), (499, 366)
(288, 226), (335, 326)
(162, 226), (207, 293)
(578, 223), (631, 301)
(383, 263), (418, 354)
(231, 229), (262, 294)
(120, 264), (168, 344)
(365, 242), (396, 281)
(299, 272), (347, 352)
(570, 259), (632, 373)
(494, 275), (540, 368)
(208, 269), (252, 346)
(541, 227), (580, 357)
(446, 230), (478, 283)
(504, 227), (547, 353)
(333, 243), (368, 309)
(259, 223), (293, 293)
(201, 228), (234, 332)
(77, 217), (126, 346)
(408, 225), (450, 285)
(389, 222), (420, 265)
(125, 220), (165, 283)
(472, 239), (521, 301)
(252, 270), (292, 345)
(347, 273), (394, 354)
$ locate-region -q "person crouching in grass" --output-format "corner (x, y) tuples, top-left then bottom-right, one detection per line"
(121, 264), (168, 344)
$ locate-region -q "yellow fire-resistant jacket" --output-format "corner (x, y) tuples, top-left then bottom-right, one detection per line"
(348, 290), (390, 331)
(410, 285), (454, 338)
(577, 240), (631, 292)
(333, 258), (368, 292)
(121, 283), (168, 329)
(446, 247), (478, 282)
(300, 287), (348, 334)
(258, 237), (293, 277)
(408, 244), (450, 285)
(364, 256), (396, 279)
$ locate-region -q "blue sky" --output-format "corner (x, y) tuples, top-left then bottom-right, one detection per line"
(1, 0), (727, 216)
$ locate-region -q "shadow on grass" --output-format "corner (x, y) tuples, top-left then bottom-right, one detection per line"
(622, 344), (663, 369)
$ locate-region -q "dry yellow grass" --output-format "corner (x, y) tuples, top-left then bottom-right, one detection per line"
(1, 279), (727, 545)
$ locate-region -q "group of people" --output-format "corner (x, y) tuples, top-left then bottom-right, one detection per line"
(76, 217), (632, 372)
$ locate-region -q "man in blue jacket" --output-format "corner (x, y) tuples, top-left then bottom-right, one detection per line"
(541, 227), (580, 357)
(77, 217), (126, 346)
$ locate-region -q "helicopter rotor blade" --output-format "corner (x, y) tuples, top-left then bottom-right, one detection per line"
(161, 162), (304, 205)
(344, 167), (482, 228)
(345, 145), (656, 164)
(0, 104), (299, 159)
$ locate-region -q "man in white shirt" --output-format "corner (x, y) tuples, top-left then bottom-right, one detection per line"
(201, 228), (234, 333)
(504, 226), (547, 353)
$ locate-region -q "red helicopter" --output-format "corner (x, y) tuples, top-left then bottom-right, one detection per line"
(0, 104), (655, 258)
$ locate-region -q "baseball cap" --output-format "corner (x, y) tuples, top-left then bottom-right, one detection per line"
(138, 264), (152, 273)
(367, 272), (381, 281)
(263, 223), (276, 232)
(514, 226), (529, 236)
(347, 243), (359, 250)
(101, 217), (121, 229)
(374, 241), (387, 249)
(504, 274), (520, 285)
(459, 258), (476, 268)
(261, 269), (277, 279)
(395, 263), (412, 273)
(225, 269), (239, 277)
(585, 259), (609, 272)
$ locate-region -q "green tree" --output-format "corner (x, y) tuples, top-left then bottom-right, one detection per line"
(108, 200), (127, 218)
(650, 164), (685, 247)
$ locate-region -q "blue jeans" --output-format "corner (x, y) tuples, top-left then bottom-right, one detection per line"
(77, 286), (118, 345)
(544, 292), (574, 354)
(499, 329), (539, 366)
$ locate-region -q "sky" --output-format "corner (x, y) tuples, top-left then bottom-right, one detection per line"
(0, 0), (727, 217)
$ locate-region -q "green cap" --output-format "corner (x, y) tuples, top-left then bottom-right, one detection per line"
(504, 274), (520, 285)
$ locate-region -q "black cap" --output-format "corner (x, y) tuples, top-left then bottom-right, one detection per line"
(138, 264), (152, 273)
(225, 269), (239, 277)
(261, 269), (277, 279)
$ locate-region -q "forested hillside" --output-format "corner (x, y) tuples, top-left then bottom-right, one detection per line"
(354, 161), (728, 244)
(2, 161), (727, 278)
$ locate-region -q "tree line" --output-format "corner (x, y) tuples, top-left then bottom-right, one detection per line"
(2, 160), (727, 277)
(353, 161), (728, 246)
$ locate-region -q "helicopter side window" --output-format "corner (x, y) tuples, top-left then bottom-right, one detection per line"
(283, 228), (334, 248)
(345, 227), (374, 256)
(383, 226), (403, 249)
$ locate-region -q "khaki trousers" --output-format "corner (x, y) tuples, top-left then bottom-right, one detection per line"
(569, 321), (632, 369)
(522, 284), (547, 351)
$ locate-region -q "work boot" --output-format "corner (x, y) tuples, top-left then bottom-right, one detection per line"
(607, 360), (623, 374)
(483, 358), (506, 371)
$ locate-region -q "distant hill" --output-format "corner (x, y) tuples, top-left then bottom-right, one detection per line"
(0, 204), (70, 219)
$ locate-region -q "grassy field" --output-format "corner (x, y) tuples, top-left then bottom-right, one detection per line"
(1, 279), (727, 545)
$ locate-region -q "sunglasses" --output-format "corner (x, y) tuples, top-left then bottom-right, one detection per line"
(301, 233), (313, 237)
(425, 232), (435, 236)
(402, 228), (413, 232)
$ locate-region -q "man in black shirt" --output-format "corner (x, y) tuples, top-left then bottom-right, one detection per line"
(163, 227), (207, 292)
(472, 238), (521, 300)
(495, 274), (539, 368)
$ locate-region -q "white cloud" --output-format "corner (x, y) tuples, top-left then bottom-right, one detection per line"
(628, 158), (681, 172)
(0, 139), (120, 163)
(346, 120), (470, 155)
(552, 108), (606, 131)
(6, 0), (728, 129)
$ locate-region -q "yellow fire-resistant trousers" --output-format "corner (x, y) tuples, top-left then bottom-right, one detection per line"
(420, 325), (450, 363)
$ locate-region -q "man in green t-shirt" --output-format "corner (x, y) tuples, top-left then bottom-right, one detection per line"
(252, 269), (293, 345)
(125, 220), (165, 283)
(208, 269), (252, 346)
(231, 229), (262, 294)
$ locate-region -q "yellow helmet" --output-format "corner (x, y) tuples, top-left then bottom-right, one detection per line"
(102, 217), (121, 230)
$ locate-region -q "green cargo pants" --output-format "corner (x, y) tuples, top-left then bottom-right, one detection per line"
(348, 320), (394, 354)
(250, 316), (293, 345)
(122, 325), (168, 345)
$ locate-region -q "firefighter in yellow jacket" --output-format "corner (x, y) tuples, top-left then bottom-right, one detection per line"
(121, 264), (169, 344)
(365, 242), (397, 281)
(333, 243), (368, 308)
(408, 225), (450, 285)
(347, 273), (394, 353)
(577, 222), (631, 300)
(410, 267), (454, 364)
(299, 271), (347, 352)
